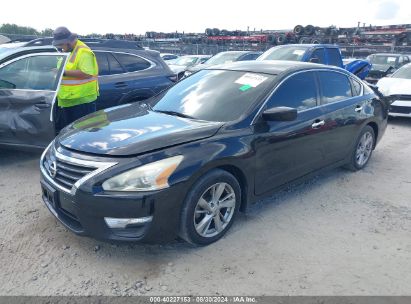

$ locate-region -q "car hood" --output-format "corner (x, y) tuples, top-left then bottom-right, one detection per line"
(57, 104), (223, 156)
(377, 77), (411, 96)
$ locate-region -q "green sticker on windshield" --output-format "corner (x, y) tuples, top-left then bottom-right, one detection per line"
(239, 84), (252, 91)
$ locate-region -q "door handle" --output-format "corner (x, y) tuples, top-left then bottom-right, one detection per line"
(311, 120), (325, 129)
(114, 82), (128, 88)
(355, 105), (363, 112)
(34, 103), (51, 110)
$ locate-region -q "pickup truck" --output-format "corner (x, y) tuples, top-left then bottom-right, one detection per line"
(257, 44), (371, 80)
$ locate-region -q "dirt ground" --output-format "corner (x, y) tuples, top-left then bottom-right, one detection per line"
(0, 117), (410, 296)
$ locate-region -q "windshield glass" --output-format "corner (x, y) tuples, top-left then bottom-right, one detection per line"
(369, 55), (399, 67)
(152, 69), (276, 122)
(206, 52), (245, 65)
(258, 46), (308, 61)
(392, 64), (411, 79)
(172, 56), (197, 66)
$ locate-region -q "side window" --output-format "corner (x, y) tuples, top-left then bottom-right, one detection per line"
(0, 55), (65, 91)
(267, 72), (318, 111)
(107, 53), (125, 74)
(351, 79), (362, 96)
(114, 53), (151, 72)
(404, 56), (410, 64)
(318, 71), (352, 104)
(327, 48), (342, 67)
(310, 48), (326, 64)
(94, 52), (110, 76)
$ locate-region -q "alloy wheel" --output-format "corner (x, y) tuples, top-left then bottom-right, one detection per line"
(193, 182), (236, 238)
(356, 131), (373, 167)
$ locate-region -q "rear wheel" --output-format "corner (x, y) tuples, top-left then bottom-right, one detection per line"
(345, 126), (375, 171)
(179, 169), (240, 246)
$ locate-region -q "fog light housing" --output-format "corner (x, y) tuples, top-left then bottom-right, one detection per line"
(104, 216), (153, 229)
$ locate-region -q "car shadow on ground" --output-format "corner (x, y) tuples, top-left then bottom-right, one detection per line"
(388, 116), (411, 126)
(0, 148), (42, 167)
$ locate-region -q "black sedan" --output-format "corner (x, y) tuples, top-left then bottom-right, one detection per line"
(40, 61), (388, 245)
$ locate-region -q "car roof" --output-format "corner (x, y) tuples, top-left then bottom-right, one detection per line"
(205, 60), (341, 75)
(0, 45), (57, 62)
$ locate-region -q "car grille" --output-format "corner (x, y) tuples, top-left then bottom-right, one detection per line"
(390, 105), (411, 114)
(42, 150), (97, 193)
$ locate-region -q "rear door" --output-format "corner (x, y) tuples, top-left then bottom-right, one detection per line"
(0, 53), (68, 148)
(95, 51), (157, 110)
(316, 70), (366, 164)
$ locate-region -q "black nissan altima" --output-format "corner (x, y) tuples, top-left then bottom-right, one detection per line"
(40, 60), (388, 245)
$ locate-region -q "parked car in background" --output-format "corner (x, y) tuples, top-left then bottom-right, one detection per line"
(160, 53), (179, 61)
(258, 44), (371, 80)
(184, 51), (262, 76)
(366, 53), (410, 84)
(0, 39), (176, 150)
(40, 61), (388, 245)
(377, 62), (411, 117)
(168, 55), (211, 79)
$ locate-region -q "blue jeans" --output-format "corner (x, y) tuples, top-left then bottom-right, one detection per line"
(56, 101), (97, 131)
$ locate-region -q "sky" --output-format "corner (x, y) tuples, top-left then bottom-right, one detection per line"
(1, 0), (411, 35)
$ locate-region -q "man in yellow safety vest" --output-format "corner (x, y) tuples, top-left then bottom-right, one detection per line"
(52, 26), (99, 130)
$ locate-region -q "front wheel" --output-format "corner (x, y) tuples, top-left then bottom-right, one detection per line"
(179, 169), (241, 246)
(345, 126), (375, 171)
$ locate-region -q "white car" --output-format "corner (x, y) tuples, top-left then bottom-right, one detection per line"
(168, 55), (211, 79)
(377, 63), (411, 118)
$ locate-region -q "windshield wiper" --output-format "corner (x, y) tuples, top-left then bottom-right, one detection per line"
(154, 110), (196, 119)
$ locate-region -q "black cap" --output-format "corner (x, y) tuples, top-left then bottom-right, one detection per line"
(52, 26), (77, 46)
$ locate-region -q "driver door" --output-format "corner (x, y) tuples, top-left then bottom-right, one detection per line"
(0, 53), (68, 148)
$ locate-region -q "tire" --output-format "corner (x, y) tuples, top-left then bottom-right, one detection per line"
(345, 126), (375, 171)
(276, 34), (286, 45)
(294, 25), (304, 35)
(179, 169), (241, 246)
(299, 37), (310, 44)
(304, 25), (315, 36)
(311, 38), (321, 44)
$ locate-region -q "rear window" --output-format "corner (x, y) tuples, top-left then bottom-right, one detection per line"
(351, 79), (362, 96)
(95, 52), (110, 76)
(327, 48), (342, 67)
(114, 53), (151, 72)
(318, 71), (352, 104)
(107, 53), (124, 74)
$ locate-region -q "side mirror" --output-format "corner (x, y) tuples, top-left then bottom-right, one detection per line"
(309, 57), (320, 63)
(262, 107), (297, 121)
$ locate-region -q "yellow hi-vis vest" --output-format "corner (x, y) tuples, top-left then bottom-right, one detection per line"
(58, 40), (99, 107)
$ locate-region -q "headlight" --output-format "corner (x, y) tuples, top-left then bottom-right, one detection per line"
(102, 156), (183, 192)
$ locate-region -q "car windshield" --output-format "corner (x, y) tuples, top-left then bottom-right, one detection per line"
(392, 64), (411, 79)
(205, 52), (245, 65)
(152, 69), (276, 122)
(258, 46), (308, 61)
(369, 55), (399, 67)
(172, 56), (197, 66)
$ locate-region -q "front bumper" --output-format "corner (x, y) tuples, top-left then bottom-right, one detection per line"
(39, 145), (187, 243)
(389, 100), (411, 117)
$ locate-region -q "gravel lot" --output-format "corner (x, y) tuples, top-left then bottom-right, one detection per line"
(0, 117), (410, 296)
